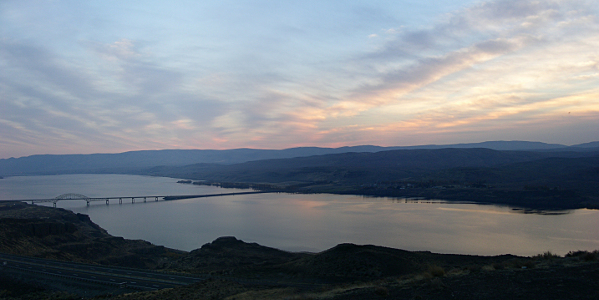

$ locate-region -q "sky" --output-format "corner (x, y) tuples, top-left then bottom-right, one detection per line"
(1, 0), (598, 159)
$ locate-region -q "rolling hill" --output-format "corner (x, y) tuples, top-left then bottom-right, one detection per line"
(142, 148), (599, 209)
(1, 141), (596, 176)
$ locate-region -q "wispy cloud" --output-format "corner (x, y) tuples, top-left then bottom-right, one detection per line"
(309, 0), (599, 145)
(0, 0), (598, 158)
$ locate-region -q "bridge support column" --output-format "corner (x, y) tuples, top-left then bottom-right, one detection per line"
(144, 197), (147, 203)
(106, 199), (109, 205)
(155, 197), (158, 201)
(53, 202), (57, 208)
(119, 198), (122, 204)
(132, 198), (135, 204)
(86, 200), (90, 206)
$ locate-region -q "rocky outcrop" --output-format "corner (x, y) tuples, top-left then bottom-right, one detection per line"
(0, 202), (185, 269)
(171, 236), (304, 275)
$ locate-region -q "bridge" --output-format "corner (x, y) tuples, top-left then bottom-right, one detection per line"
(0, 191), (272, 207)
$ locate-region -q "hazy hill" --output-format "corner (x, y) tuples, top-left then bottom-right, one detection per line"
(573, 141), (599, 148)
(0, 147), (393, 176)
(144, 147), (599, 209)
(144, 148), (597, 184)
(400, 140), (568, 150)
(1, 141), (596, 176)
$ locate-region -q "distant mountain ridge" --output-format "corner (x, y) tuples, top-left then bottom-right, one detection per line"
(401, 141), (568, 150)
(143, 147), (598, 184)
(0, 141), (596, 176)
(2, 142), (598, 209)
(573, 141), (599, 148)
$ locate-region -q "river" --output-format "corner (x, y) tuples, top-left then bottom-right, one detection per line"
(1, 174), (597, 256)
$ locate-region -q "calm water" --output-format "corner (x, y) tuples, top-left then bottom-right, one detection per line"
(1, 174), (598, 255)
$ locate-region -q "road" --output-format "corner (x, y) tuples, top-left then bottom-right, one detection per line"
(0, 252), (206, 291)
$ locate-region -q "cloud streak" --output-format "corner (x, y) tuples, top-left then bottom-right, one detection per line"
(313, 0), (599, 145)
(1, 0), (598, 158)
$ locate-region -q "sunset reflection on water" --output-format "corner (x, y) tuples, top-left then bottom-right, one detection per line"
(2, 174), (598, 256)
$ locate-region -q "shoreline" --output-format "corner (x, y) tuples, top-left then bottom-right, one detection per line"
(185, 180), (598, 211)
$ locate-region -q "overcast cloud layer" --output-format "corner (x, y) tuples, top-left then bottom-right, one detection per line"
(1, 0), (598, 158)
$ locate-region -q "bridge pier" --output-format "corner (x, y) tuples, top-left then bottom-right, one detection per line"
(86, 200), (90, 206)
(144, 197), (146, 203)
(119, 198), (122, 204)
(106, 199), (109, 205)
(53, 202), (57, 208)
(155, 197), (158, 201)
(132, 198), (135, 204)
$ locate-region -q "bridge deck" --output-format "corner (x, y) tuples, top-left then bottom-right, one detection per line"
(0, 191), (276, 206)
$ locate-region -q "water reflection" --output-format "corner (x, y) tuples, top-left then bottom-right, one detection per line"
(1, 174), (597, 256)
(510, 208), (571, 215)
(383, 196), (572, 215)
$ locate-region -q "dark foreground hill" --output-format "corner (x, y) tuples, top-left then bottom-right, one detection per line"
(0, 202), (184, 269)
(0, 203), (598, 299)
(144, 148), (599, 210)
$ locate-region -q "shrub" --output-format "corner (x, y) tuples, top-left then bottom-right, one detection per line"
(566, 250), (598, 261)
(533, 251), (560, 260)
(523, 260), (536, 268)
(427, 265), (445, 277)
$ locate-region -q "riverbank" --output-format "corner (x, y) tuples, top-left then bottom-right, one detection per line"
(185, 180), (599, 210)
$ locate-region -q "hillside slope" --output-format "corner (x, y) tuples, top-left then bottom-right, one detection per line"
(1, 203), (598, 300)
(2, 141), (595, 176)
(144, 148), (599, 209)
(0, 202), (183, 268)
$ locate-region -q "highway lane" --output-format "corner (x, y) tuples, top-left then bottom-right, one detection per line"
(0, 253), (206, 290)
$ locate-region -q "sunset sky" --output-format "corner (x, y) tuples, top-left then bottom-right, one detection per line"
(1, 0), (598, 159)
